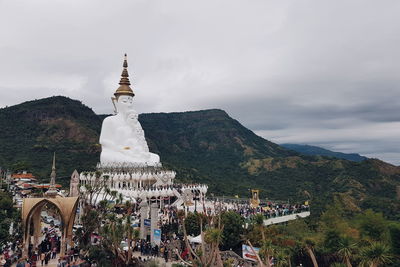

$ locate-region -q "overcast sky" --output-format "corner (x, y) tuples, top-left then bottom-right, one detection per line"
(1, 0), (399, 165)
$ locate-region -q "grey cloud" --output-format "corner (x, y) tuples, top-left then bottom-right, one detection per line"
(0, 0), (399, 164)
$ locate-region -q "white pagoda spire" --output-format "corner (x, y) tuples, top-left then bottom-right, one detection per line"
(45, 153), (58, 197)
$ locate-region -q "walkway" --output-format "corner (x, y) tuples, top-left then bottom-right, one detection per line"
(263, 211), (310, 225)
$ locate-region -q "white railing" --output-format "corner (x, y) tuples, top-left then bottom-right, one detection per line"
(264, 211), (310, 225)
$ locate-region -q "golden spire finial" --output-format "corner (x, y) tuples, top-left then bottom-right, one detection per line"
(114, 54), (135, 98)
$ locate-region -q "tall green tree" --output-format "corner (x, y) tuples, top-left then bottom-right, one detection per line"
(220, 211), (244, 250)
(356, 210), (389, 242)
(184, 212), (202, 236)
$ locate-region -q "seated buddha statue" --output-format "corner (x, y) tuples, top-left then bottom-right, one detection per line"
(99, 55), (160, 166)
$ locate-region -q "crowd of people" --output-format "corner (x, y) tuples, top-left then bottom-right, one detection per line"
(0, 240), (26, 267)
(226, 202), (310, 220)
(114, 200), (310, 264)
(1, 189), (309, 267)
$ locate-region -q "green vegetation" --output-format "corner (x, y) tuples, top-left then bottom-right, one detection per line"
(0, 96), (101, 183)
(76, 183), (141, 266)
(176, 202), (400, 266)
(281, 143), (367, 162)
(0, 96), (399, 220)
(244, 205), (399, 266)
(0, 191), (19, 248)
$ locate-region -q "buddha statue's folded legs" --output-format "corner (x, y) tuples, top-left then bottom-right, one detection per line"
(100, 148), (160, 166)
(100, 149), (133, 164)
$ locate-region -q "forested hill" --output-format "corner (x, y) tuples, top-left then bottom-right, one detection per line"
(0, 96), (399, 219)
(281, 144), (368, 162)
(0, 96), (102, 180)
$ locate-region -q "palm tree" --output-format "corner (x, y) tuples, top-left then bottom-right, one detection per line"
(204, 224), (224, 267)
(359, 242), (393, 267)
(303, 238), (319, 267)
(274, 248), (290, 267)
(252, 213), (266, 241)
(260, 240), (276, 267)
(336, 236), (357, 267)
(124, 201), (134, 265)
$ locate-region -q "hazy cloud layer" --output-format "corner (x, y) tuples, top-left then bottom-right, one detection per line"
(1, 0), (399, 164)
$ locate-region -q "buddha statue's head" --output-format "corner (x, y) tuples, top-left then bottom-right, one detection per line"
(115, 95), (134, 115)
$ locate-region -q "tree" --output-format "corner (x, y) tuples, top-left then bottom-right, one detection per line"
(323, 230), (342, 254)
(184, 212), (202, 236)
(177, 211), (225, 267)
(389, 223), (400, 257)
(0, 191), (18, 248)
(11, 161), (32, 172)
(260, 240), (276, 267)
(330, 264), (347, 267)
(359, 242), (393, 267)
(284, 219), (319, 267)
(220, 211), (244, 250)
(356, 210), (388, 242)
(246, 214), (266, 247)
(303, 238), (319, 267)
(274, 248), (290, 267)
(76, 209), (101, 248)
(336, 236), (357, 267)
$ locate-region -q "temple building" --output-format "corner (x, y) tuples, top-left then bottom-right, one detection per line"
(79, 55), (207, 207)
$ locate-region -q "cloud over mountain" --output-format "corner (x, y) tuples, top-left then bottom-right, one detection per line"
(0, 0), (399, 164)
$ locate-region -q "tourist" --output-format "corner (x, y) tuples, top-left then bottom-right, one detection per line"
(73, 247), (79, 261)
(51, 247), (57, 259)
(0, 256), (6, 267)
(16, 258), (25, 267)
(30, 252), (38, 267)
(44, 251), (50, 265)
(40, 252), (45, 266)
(163, 247), (168, 262)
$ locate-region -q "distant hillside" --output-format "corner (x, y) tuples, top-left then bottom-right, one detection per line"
(281, 144), (367, 162)
(0, 96), (399, 219)
(0, 96), (102, 180)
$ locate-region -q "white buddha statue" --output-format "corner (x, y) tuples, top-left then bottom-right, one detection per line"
(99, 55), (160, 166)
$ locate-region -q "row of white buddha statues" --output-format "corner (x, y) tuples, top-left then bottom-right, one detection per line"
(80, 181), (208, 204)
(80, 170), (175, 182)
(105, 184), (208, 201)
(118, 187), (176, 200)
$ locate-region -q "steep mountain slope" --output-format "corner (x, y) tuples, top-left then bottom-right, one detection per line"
(281, 144), (368, 162)
(0, 96), (102, 180)
(140, 109), (297, 194)
(0, 96), (399, 219)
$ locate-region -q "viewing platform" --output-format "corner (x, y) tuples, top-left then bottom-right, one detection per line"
(264, 211), (310, 225)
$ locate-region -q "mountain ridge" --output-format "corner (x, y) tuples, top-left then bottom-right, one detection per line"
(0, 96), (399, 219)
(281, 143), (368, 162)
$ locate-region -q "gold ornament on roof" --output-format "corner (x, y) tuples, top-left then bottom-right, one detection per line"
(114, 53), (135, 98)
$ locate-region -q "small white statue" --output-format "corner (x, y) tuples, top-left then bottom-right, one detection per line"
(99, 55), (160, 166)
